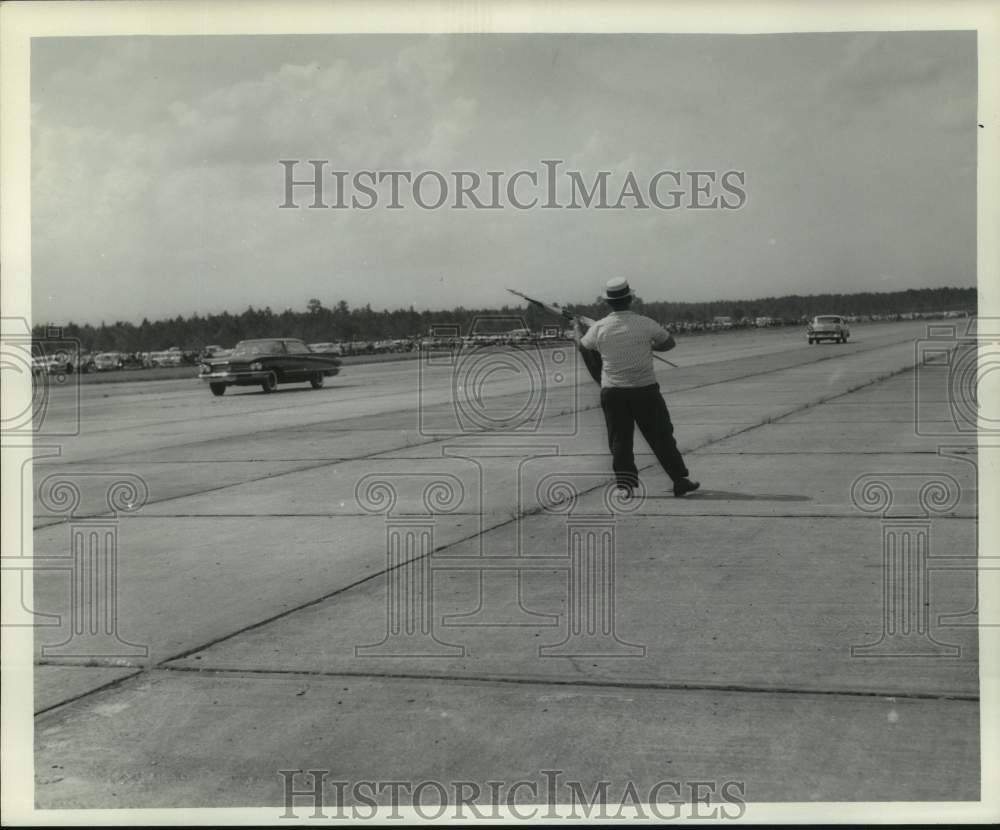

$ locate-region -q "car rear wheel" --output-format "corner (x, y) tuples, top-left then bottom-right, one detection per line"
(310, 373), (324, 389)
(210, 383), (226, 396)
(261, 371), (278, 393)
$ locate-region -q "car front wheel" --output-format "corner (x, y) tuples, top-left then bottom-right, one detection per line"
(261, 371), (278, 393)
(210, 383), (226, 396)
(310, 373), (324, 389)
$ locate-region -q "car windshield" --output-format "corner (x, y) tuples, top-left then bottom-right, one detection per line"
(815, 316), (841, 323)
(232, 340), (284, 357)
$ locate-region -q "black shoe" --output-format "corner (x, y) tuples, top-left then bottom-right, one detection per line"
(673, 478), (700, 497)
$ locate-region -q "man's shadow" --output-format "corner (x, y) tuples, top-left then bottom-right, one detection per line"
(647, 490), (812, 502)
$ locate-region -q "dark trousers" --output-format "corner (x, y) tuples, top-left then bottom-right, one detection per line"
(600, 384), (689, 488)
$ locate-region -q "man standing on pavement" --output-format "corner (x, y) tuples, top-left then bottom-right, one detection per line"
(575, 277), (700, 498)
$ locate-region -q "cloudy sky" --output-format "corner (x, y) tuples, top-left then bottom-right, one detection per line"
(31, 32), (976, 324)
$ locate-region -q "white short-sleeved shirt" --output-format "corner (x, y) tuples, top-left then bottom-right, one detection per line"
(579, 311), (671, 388)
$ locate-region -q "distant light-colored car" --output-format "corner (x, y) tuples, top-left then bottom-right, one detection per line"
(32, 352), (78, 375)
(147, 350), (183, 367)
(94, 352), (124, 371)
(308, 342), (343, 356)
(807, 315), (850, 344)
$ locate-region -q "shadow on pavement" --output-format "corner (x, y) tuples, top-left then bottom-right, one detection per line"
(226, 383), (362, 395)
(652, 490), (813, 502)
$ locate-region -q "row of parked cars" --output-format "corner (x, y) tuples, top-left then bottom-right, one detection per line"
(670, 311), (966, 333)
(34, 308), (969, 378)
(307, 339), (416, 356)
(31, 347), (197, 375)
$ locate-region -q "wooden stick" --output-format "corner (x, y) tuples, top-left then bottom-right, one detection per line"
(505, 288), (679, 368)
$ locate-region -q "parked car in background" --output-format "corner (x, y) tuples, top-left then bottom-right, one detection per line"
(508, 328), (534, 344)
(32, 353), (77, 375)
(94, 352), (125, 371)
(199, 337), (342, 395)
(308, 342), (343, 356)
(147, 349), (184, 367)
(807, 315), (850, 344)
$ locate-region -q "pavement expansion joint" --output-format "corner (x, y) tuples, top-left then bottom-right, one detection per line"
(72, 393), (372, 438)
(34, 670), (144, 717)
(565, 511), (974, 520)
(153, 664), (980, 704)
(701, 450), (943, 455)
(51, 457), (356, 465)
(118, 511), (485, 518)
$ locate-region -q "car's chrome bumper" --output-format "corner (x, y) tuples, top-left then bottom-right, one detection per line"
(199, 370), (269, 384)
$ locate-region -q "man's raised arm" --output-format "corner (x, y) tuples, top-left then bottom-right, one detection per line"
(651, 323), (676, 352)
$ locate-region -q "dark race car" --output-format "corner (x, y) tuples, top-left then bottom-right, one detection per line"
(199, 337), (341, 396)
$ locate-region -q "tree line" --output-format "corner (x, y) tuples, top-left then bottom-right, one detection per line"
(34, 286), (976, 353)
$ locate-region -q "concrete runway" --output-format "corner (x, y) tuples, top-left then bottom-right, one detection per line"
(27, 321), (979, 807)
